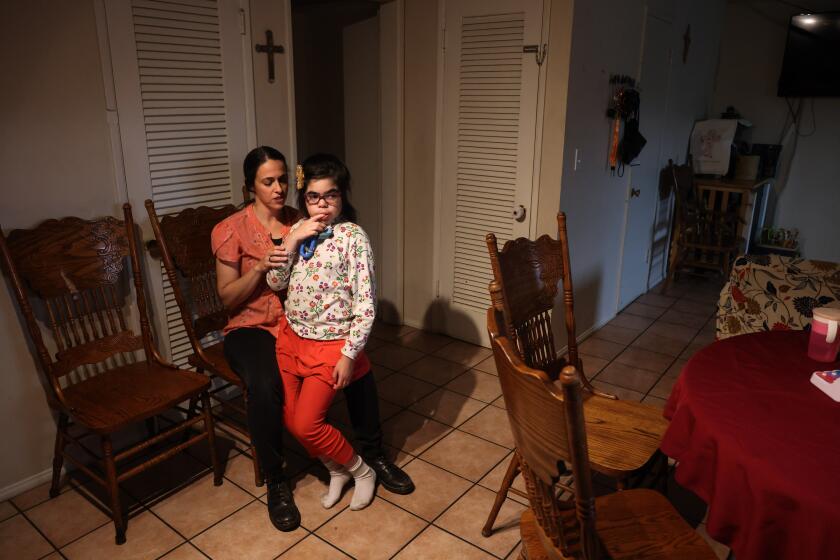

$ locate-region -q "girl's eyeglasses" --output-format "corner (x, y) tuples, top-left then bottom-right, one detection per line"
(304, 190), (341, 205)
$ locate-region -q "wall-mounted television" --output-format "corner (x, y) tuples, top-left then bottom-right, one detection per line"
(777, 12), (840, 97)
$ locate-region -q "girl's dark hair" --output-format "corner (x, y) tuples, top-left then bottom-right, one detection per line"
(243, 146), (287, 201)
(297, 153), (358, 223)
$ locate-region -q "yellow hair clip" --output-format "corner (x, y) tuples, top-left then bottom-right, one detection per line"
(295, 164), (304, 190)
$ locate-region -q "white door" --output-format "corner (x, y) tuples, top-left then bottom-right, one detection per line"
(617, 14), (672, 309)
(249, 0), (297, 164)
(438, 0), (545, 346)
(105, 0), (295, 364)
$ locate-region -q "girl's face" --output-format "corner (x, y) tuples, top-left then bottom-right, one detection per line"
(252, 159), (288, 212)
(304, 177), (343, 224)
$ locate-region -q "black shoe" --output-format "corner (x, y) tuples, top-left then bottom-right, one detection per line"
(266, 478), (301, 531)
(369, 456), (415, 495)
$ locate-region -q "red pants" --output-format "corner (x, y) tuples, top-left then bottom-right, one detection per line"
(276, 316), (370, 465)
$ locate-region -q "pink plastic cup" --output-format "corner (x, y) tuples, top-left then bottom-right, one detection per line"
(808, 308), (840, 362)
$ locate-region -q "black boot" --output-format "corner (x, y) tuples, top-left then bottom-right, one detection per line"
(265, 477), (301, 531)
(368, 456), (415, 495)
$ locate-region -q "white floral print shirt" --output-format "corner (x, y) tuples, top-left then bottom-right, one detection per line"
(266, 220), (376, 360)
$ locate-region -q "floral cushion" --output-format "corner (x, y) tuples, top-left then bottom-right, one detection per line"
(716, 255), (840, 340)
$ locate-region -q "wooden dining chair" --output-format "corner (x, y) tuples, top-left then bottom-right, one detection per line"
(490, 312), (716, 559)
(482, 212), (667, 537)
(486, 212), (600, 391)
(0, 204), (221, 545)
(145, 200), (264, 486)
(662, 160), (739, 293)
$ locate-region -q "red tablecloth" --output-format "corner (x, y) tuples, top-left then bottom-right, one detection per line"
(663, 331), (840, 560)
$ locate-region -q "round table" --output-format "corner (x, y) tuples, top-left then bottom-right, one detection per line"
(662, 331), (840, 560)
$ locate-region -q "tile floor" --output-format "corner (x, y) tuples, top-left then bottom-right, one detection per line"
(1, 278), (731, 560)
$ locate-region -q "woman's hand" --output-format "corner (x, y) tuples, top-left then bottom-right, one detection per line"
(285, 214), (330, 251)
(332, 355), (355, 390)
(254, 245), (289, 274)
(217, 245), (288, 308)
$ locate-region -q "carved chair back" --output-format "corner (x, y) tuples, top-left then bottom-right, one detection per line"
(145, 202), (238, 360)
(486, 212), (580, 378)
(669, 161), (737, 250)
(0, 204), (157, 404)
(488, 307), (601, 559)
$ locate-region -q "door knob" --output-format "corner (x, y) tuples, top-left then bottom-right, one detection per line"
(513, 205), (527, 222)
(630, 188), (641, 198)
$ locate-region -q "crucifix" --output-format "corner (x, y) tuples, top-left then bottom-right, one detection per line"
(255, 30), (284, 83)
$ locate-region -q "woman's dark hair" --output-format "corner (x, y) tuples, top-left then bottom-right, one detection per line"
(243, 146), (287, 200)
(297, 153), (358, 223)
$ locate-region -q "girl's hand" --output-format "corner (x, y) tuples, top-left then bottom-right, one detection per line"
(287, 214), (330, 249)
(332, 355), (355, 389)
(255, 246), (289, 274)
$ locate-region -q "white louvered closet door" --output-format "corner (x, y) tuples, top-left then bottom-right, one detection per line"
(439, 0), (544, 346)
(106, 0), (253, 364)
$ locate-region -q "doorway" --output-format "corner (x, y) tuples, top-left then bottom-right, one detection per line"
(291, 0), (403, 323)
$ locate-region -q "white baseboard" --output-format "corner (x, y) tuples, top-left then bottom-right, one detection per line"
(576, 318), (609, 343)
(555, 315), (612, 358)
(648, 271), (665, 291)
(403, 317), (423, 330)
(0, 467), (57, 502)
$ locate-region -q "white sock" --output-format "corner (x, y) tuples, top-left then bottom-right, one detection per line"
(346, 454), (377, 511)
(320, 457), (351, 509)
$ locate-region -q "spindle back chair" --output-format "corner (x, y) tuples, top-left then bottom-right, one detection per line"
(489, 309), (715, 559)
(482, 213), (667, 537)
(145, 201), (263, 485)
(0, 204), (221, 545)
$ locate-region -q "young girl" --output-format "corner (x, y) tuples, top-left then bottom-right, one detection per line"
(267, 153), (377, 511)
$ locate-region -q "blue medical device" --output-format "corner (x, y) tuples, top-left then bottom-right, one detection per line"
(299, 226), (333, 260)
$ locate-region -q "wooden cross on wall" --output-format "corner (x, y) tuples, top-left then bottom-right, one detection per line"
(255, 30), (284, 83)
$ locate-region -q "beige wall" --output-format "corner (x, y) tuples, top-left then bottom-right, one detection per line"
(378, 1), (404, 324)
(712, 3), (840, 262)
(0, 1), (119, 494)
(558, 0), (725, 341)
(250, 0), (297, 166)
(344, 16), (383, 288)
(402, 0), (440, 328)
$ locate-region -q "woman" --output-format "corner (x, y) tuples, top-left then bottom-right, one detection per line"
(212, 147), (413, 531)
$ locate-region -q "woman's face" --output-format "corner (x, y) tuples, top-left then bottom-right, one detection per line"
(252, 159), (288, 212)
(304, 177), (343, 224)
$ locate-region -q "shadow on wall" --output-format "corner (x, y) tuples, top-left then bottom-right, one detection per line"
(379, 294), (484, 342)
(420, 298), (452, 335)
(2, 277), (59, 415)
(377, 299), (402, 326)
(551, 270), (603, 355)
